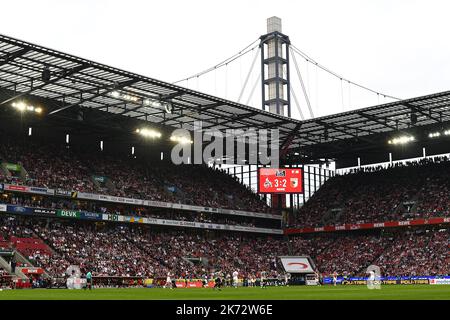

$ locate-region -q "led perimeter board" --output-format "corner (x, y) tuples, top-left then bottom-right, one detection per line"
(258, 168), (304, 194)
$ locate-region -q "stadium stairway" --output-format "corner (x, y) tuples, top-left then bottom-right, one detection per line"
(0, 162), (12, 180)
(0, 255), (28, 280)
(104, 178), (117, 194)
(285, 235), (293, 255)
(90, 175), (102, 191)
(181, 257), (196, 266)
(14, 250), (50, 279)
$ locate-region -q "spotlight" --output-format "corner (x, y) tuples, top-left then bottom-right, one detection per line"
(143, 98), (172, 113)
(428, 132), (441, 138)
(170, 135), (193, 144)
(444, 130), (450, 136)
(136, 128), (161, 138)
(388, 135), (415, 145)
(11, 101), (43, 114)
(110, 91), (139, 102)
(12, 101), (26, 112)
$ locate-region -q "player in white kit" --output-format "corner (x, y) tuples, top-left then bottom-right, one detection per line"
(260, 271), (267, 289)
(164, 273), (172, 289)
(367, 270), (375, 287)
(332, 272), (338, 286)
(284, 273), (290, 286)
(232, 270), (239, 288)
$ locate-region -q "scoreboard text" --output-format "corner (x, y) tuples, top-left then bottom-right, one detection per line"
(258, 168), (303, 194)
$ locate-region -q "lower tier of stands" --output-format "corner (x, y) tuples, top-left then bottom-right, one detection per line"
(0, 215), (448, 279)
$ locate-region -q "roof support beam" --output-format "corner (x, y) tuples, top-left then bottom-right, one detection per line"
(0, 64), (89, 106)
(48, 79), (137, 116)
(358, 112), (398, 130)
(0, 48), (30, 67)
(280, 123), (302, 159)
(202, 111), (260, 129)
(158, 102), (223, 125)
(404, 103), (442, 123)
(316, 120), (376, 145)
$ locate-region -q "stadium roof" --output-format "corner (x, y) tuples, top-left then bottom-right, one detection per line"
(1, 33), (450, 161)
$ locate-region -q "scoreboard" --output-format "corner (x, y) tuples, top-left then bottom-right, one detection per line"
(258, 168), (303, 194)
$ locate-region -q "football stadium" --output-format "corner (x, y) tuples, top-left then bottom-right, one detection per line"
(0, 2), (449, 303)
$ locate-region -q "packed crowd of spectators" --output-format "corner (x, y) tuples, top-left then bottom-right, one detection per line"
(0, 134), (271, 214)
(0, 215), (447, 279)
(373, 229), (449, 276)
(0, 136), (96, 193)
(0, 193), (271, 228)
(0, 215), (285, 279)
(294, 156), (450, 228)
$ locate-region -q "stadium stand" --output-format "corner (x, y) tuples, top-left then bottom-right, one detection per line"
(0, 134), (271, 214)
(293, 157), (450, 228)
(0, 215), (286, 278)
(0, 215), (447, 280)
(0, 136), (449, 282)
(0, 193), (267, 228)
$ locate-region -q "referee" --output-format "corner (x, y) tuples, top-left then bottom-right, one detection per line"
(86, 271), (93, 290)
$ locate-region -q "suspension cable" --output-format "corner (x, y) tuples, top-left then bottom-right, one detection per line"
(238, 47), (261, 103)
(245, 73), (261, 106)
(173, 39), (260, 84)
(290, 84), (305, 120)
(290, 47), (314, 118)
(290, 44), (401, 101)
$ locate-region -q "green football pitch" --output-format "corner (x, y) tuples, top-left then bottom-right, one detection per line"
(0, 285), (448, 300)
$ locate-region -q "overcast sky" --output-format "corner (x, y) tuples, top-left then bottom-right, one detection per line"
(1, 0), (449, 120)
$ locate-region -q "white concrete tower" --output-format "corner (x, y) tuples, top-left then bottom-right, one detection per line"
(260, 17), (291, 117)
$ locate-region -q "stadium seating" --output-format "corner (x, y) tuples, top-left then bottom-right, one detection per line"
(0, 134), (448, 281)
(0, 135), (271, 214)
(0, 215), (288, 278)
(293, 157), (450, 228)
(0, 193), (263, 228)
(0, 215), (447, 279)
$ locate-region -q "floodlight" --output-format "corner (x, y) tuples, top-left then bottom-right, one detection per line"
(136, 128), (161, 139)
(428, 132), (441, 138)
(388, 135), (415, 145)
(170, 135), (193, 144)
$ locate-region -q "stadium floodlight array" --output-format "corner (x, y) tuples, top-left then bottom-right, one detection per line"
(110, 91), (173, 114)
(428, 132), (441, 138)
(135, 128), (162, 138)
(110, 91), (139, 103)
(170, 135), (193, 144)
(429, 130), (450, 138)
(387, 135), (415, 145)
(136, 129), (193, 142)
(11, 101), (43, 114)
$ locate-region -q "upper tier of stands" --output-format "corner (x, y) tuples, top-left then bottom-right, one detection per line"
(0, 134), (271, 214)
(293, 156), (450, 228)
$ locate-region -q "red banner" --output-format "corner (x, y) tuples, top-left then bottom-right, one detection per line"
(4, 185), (28, 192)
(175, 281), (215, 288)
(20, 267), (44, 274)
(285, 217), (450, 235)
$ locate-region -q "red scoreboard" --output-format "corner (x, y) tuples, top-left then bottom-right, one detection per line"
(258, 168), (304, 194)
